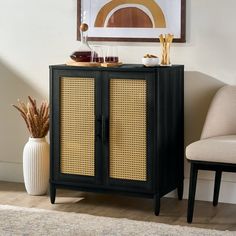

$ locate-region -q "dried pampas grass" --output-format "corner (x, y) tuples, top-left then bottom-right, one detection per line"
(13, 96), (49, 138)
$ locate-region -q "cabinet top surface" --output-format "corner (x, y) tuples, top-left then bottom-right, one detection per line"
(50, 64), (184, 72)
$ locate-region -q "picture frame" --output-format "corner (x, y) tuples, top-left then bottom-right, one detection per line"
(77, 0), (186, 43)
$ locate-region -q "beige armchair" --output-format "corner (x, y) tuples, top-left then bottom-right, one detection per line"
(186, 85), (236, 223)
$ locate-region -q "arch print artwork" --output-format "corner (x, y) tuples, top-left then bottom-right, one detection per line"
(77, 0), (186, 42)
(94, 0), (166, 28)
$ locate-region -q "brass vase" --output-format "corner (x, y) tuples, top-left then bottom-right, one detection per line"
(159, 34), (174, 65)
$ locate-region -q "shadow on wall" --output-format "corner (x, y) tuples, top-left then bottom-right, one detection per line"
(184, 71), (226, 145)
(0, 59), (44, 181)
(184, 71), (225, 179)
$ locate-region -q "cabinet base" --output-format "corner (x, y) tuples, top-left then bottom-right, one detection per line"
(154, 194), (160, 216)
(50, 184), (56, 204)
(177, 181), (184, 200)
(49, 183), (182, 215)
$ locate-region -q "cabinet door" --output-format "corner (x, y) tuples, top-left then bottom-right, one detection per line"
(103, 71), (155, 192)
(50, 69), (102, 185)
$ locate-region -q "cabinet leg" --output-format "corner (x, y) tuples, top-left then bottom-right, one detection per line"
(50, 184), (56, 204)
(177, 181), (184, 200)
(154, 194), (160, 216)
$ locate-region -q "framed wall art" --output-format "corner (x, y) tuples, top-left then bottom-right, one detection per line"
(77, 0), (186, 42)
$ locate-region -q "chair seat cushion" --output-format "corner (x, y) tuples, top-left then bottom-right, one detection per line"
(186, 135), (236, 164)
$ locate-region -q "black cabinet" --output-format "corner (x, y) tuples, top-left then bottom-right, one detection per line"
(49, 64), (184, 215)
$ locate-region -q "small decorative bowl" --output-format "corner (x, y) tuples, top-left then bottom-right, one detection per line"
(142, 57), (159, 67)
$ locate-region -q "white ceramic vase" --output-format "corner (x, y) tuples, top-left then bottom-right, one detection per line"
(23, 137), (50, 195)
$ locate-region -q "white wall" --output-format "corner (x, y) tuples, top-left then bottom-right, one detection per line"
(0, 0), (236, 203)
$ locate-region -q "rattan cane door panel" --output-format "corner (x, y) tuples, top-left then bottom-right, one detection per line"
(60, 77), (95, 176)
(109, 79), (147, 181)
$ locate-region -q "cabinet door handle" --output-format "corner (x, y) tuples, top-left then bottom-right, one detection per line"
(102, 115), (105, 144)
(102, 115), (108, 144)
(95, 117), (102, 139)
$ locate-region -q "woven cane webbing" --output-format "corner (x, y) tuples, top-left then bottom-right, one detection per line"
(109, 79), (147, 181)
(60, 77), (95, 176)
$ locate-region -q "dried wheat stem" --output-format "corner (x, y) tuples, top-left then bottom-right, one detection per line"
(13, 97), (50, 138)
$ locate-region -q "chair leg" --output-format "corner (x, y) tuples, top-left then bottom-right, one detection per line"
(187, 162), (198, 223)
(213, 170), (222, 206)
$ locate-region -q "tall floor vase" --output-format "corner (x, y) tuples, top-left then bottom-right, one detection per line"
(23, 137), (49, 195)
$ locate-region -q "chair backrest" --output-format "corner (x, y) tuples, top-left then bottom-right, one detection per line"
(201, 85), (236, 139)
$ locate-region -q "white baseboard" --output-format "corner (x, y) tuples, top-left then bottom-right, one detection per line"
(1, 162), (236, 204)
(0, 161), (23, 183)
(166, 178), (236, 204)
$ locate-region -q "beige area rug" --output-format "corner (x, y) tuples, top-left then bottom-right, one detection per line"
(0, 205), (235, 236)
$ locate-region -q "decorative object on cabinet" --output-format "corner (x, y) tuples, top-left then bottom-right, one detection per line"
(159, 34), (174, 66)
(91, 45), (105, 63)
(101, 62), (123, 67)
(49, 64), (184, 215)
(68, 23), (123, 68)
(13, 97), (50, 195)
(66, 61), (101, 67)
(142, 54), (159, 67)
(70, 23), (93, 64)
(186, 85), (236, 223)
(77, 0), (186, 42)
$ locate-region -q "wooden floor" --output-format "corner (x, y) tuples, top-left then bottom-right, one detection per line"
(1, 181), (236, 232)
